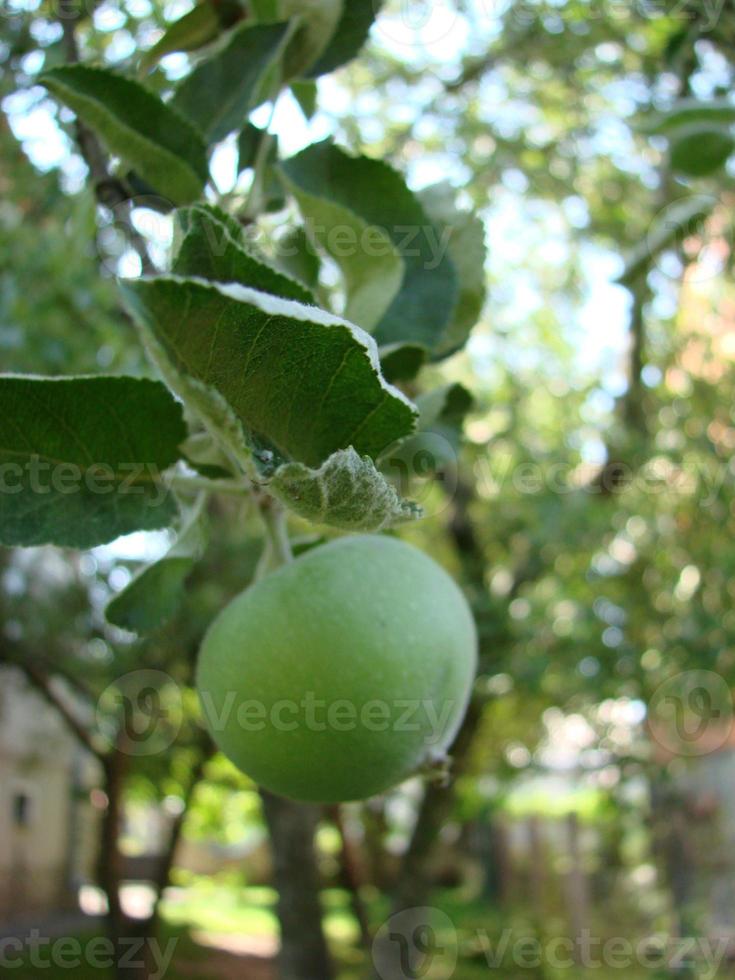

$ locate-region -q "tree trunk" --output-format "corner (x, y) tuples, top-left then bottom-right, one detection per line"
(562, 812), (590, 963)
(132, 736), (215, 979)
(261, 790), (334, 980)
(368, 699), (484, 980)
(527, 816), (546, 926)
(390, 697), (483, 914)
(98, 749), (151, 980)
(329, 804), (372, 950)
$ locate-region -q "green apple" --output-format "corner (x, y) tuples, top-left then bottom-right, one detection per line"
(196, 534), (477, 803)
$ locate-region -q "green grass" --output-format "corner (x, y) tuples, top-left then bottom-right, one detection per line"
(162, 881), (278, 938)
(7, 884), (733, 979)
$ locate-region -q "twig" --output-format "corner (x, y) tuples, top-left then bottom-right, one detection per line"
(57, 0), (156, 275)
(256, 497), (293, 578)
(170, 474), (250, 497)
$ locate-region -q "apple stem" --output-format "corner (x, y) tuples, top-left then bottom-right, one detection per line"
(257, 498), (294, 577)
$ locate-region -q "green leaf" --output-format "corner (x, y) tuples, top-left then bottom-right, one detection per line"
(140, 2), (226, 72)
(386, 383), (473, 474)
(173, 204), (314, 303)
(290, 190), (402, 329)
(669, 125), (735, 177)
(281, 141), (459, 349)
(171, 21), (289, 143)
(270, 447), (420, 531)
(291, 78), (317, 119)
(416, 383), (474, 430)
(121, 277), (417, 470)
(279, 149), (403, 330)
(105, 496), (208, 632)
(237, 122), (264, 171)
(276, 0), (343, 79)
(418, 182), (487, 358)
(180, 431), (233, 479)
(379, 343), (427, 383)
(275, 227), (321, 291)
(41, 66), (208, 205)
(0, 375), (186, 548)
(618, 195), (714, 285)
(307, 0), (382, 77)
(643, 98), (735, 135)
(251, 0), (279, 17)
(236, 126), (285, 213)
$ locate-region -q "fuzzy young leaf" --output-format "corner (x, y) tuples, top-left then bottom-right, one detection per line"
(270, 448), (420, 531)
(171, 21), (289, 143)
(121, 277), (417, 469)
(0, 376), (186, 548)
(105, 497), (208, 633)
(281, 141), (459, 349)
(418, 183), (487, 358)
(173, 204), (314, 303)
(41, 66), (208, 205)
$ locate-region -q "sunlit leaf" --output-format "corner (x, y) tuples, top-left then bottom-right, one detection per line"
(105, 496), (209, 632)
(173, 204), (314, 303)
(122, 276), (417, 469)
(0, 375), (185, 548)
(171, 21), (289, 143)
(418, 182), (487, 358)
(281, 140), (459, 347)
(41, 66), (208, 204)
